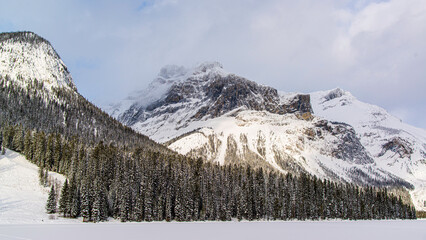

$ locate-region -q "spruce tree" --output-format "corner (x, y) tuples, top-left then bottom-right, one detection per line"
(23, 130), (33, 160)
(45, 134), (54, 170)
(46, 185), (57, 214)
(58, 180), (70, 217)
(81, 183), (91, 222)
(0, 130), (3, 155)
(92, 195), (101, 223)
(12, 125), (23, 152)
(39, 166), (46, 186)
(69, 177), (81, 218)
(53, 134), (62, 172)
(34, 132), (46, 167)
(2, 125), (14, 149)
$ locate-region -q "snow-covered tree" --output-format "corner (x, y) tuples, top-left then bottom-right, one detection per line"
(46, 185), (57, 214)
(58, 179), (70, 217)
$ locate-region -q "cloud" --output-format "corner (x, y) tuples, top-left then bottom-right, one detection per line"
(332, 0), (426, 128)
(0, 0), (425, 128)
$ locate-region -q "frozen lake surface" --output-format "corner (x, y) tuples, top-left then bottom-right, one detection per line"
(0, 220), (425, 240)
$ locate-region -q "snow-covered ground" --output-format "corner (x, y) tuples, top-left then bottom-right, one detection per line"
(0, 220), (425, 240)
(165, 109), (398, 185)
(0, 149), (77, 224)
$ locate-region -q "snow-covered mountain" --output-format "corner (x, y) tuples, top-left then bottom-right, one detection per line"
(108, 62), (313, 141)
(311, 88), (426, 211)
(0, 32), (76, 93)
(108, 62), (426, 210)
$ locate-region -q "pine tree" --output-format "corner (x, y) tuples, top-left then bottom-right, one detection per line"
(69, 177), (81, 218)
(12, 124), (24, 152)
(23, 130), (33, 160)
(92, 194), (101, 223)
(46, 185), (57, 214)
(0, 130), (3, 149)
(53, 134), (62, 172)
(134, 192), (144, 222)
(0, 130), (4, 155)
(81, 183), (91, 222)
(34, 132), (46, 167)
(91, 178), (108, 222)
(39, 166), (46, 186)
(58, 180), (70, 217)
(45, 134), (54, 170)
(2, 125), (14, 149)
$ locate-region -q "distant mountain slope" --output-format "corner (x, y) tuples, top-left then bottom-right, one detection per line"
(311, 88), (426, 210)
(108, 63), (420, 202)
(0, 31), (169, 152)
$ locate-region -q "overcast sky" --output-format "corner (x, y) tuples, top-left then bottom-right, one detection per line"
(0, 0), (425, 129)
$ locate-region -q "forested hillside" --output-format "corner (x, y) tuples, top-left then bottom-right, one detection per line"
(0, 76), (168, 152)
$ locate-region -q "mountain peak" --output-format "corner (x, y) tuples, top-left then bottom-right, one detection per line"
(0, 31), (49, 45)
(0, 31), (76, 92)
(110, 62), (313, 134)
(158, 65), (188, 79)
(0, 31), (51, 45)
(194, 61), (223, 72)
(323, 88), (347, 101)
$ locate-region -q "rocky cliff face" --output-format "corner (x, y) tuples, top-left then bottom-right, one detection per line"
(111, 62), (313, 129)
(190, 74), (312, 119)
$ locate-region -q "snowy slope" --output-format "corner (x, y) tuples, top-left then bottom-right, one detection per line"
(311, 88), (426, 210)
(0, 149), (77, 224)
(0, 32), (76, 93)
(165, 108), (407, 188)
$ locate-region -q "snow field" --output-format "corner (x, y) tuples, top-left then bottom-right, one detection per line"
(0, 220), (425, 240)
(0, 149), (77, 224)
